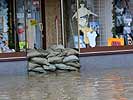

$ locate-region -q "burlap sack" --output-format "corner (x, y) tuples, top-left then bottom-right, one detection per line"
(55, 64), (78, 71)
(63, 55), (79, 63)
(31, 57), (49, 65)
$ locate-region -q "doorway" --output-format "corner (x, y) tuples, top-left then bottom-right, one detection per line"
(26, 0), (45, 49)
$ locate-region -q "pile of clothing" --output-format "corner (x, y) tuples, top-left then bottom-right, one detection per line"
(0, 33), (15, 53)
(115, 0), (133, 45)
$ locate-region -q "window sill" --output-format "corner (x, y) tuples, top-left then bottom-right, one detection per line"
(80, 45), (133, 57)
(0, 52), (27, 62)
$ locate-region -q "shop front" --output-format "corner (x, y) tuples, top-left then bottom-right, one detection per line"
(0, 0), (133, 65)
(61, 0), (133, 56)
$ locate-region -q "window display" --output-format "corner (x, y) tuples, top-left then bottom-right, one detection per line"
(63, 0), (133, 50)
(16, 0), (27, 51)
(0, 0), (14, 53)
(64, 0), (99, 48)
(72, 2), (98, 48)
(0, 0), (28, 53)
(0, 0), (42, 53)
(113, 0), (133, 45)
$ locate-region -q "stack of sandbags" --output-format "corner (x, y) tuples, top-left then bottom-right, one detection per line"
(28, 45), (80, 74)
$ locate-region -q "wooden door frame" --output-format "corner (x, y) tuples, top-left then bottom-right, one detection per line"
(41, 0), (46, 49)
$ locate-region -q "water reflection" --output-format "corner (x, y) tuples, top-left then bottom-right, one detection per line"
(0, 67), (133, 100)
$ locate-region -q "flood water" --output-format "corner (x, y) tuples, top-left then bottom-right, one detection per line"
(0, 66), (133, 100)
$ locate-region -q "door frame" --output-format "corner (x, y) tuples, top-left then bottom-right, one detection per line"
(41, 0), (46, 49)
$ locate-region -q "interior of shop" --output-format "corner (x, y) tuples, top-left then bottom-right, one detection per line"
(63, 0), (133, 49)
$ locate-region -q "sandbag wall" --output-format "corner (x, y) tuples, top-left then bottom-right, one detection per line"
(28, 45), (80, 74)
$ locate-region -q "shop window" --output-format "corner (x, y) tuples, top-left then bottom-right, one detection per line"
(112, 0), (133, 46)
(63, 0), (133, 51)
(63, 0), (78, 49)
(0, 0), (43, 53)
(0, 0), (27, 53)
(16, 0), (27, 51)
(0, 0), (11, 53)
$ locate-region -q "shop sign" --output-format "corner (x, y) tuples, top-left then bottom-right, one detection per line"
(108, 38), (124, 46)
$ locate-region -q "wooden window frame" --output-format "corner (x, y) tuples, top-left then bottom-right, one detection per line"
(80, 46), (133, 56)
(0, 52), (27, 62)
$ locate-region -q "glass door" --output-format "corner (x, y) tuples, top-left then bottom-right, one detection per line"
(26, 0), (43, 49)
(62, 0), (79, 49)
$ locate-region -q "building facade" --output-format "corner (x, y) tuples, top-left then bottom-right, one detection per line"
(0, 0), (133, 58)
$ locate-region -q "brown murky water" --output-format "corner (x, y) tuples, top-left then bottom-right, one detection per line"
(0, 67), (133, 100)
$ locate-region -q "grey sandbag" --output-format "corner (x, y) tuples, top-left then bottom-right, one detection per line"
(63, 48), (79, 56)
(31, 67), (46, 73)
(48, 57), (64, 63)
(47, 51), (61, 58)
(31, 57), (50, 65)
(55, 64), (78, 71)
(37, 49), (49, 57)
(27, 49), (42, 58)
(28, 62), (41, 70)
(63, 55), (79, 63)
(65, 62), (80, 68)
(43, 64), (56, 71)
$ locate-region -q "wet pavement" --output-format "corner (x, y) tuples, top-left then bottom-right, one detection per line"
(0, 66), (133, 100)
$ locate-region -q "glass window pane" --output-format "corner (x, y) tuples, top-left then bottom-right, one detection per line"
(26, 0), (43, 49)
(0, 0), (14, 53)
(63, 0), (79, 49)
(74, 0), (133, 49)
(16, 0), (26, 51)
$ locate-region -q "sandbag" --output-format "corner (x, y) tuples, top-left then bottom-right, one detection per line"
(30, 67), (46, 73)
(28, 62), (41, 70)
(27, 49), (42, 58)
(63, 55), (79, 63)
(47, 51), (60, 58)
(31, 57), (50, 65)
(65, 62), (80, 68)
(55, 64), (78, 71)
(37, 49), (49, 57)
(48, 57), (63, 64)
(43, 64), (56, 71)
(63, 48), (79, 56)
